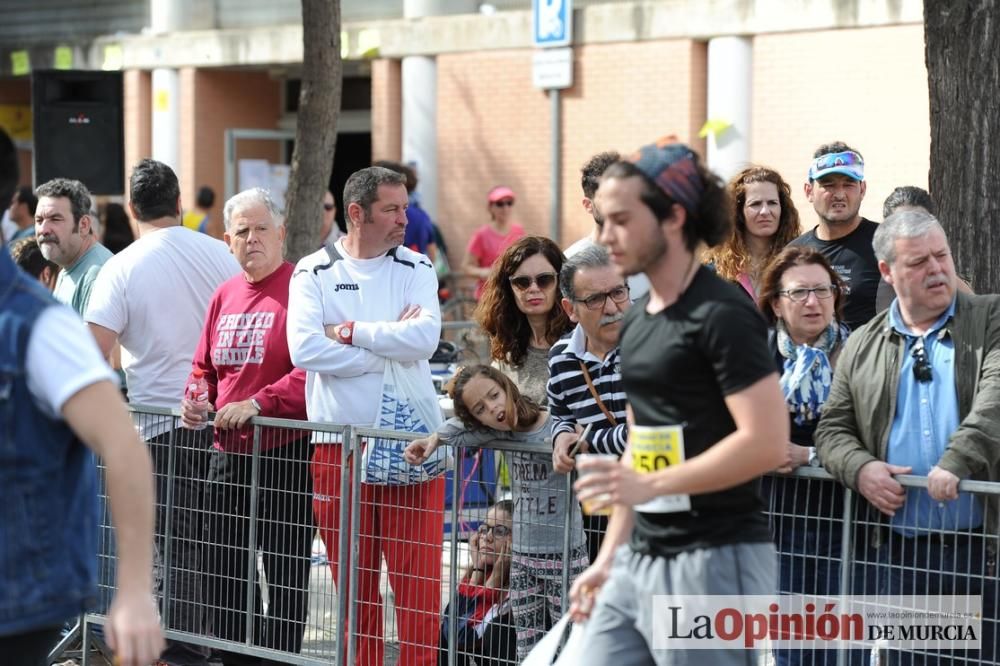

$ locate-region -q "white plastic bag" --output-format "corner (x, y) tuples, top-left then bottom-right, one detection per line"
(520, 614), (586, 666)
(362, 360), (449, 485)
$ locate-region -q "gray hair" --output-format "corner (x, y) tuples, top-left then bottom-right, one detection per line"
(343, 166), (407, 218)
(222, 188), (283, 231)
(873, 210), (946, 265)
(559, 242), (612, 301)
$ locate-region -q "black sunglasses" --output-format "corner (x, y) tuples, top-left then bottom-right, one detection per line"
(492, 200), (514, 208)
(509, 272), (557, 291)
(323, 203), (336, 211)
(912, 339), (932, 383)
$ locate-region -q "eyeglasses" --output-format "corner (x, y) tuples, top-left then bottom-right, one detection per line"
(778, 285), (838, 302)
(575, 285), (630, 311)
(509, 272), (557, 291)
(492, 200), (514, 208)
(323, 203), (336, 211)
(477, 523), (511, 539)
(911, 339), (933, 383)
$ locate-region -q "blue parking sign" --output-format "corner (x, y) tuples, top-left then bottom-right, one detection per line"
(533, 0), (572, 48)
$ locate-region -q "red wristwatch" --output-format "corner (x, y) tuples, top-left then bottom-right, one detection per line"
(337, 321), (354, 345)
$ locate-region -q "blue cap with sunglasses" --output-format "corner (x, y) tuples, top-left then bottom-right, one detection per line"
(808, 150), (865, 182)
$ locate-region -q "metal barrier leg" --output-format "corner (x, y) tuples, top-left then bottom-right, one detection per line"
(837, 488), (855, 666)
(243, 423), (263, 649)
(561, 472), (574, 616)
(446, 446), (464, 666)
(346, 427), (361, 666)
(335, 427), (354, 666)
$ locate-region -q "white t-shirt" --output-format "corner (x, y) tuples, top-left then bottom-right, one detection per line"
(86, 225), (241, 436)
(563, 236), (650, 299)
(27, 305), (117, 419)
(288, 240), (441, 439)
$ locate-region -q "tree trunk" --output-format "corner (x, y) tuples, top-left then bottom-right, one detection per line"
(284, 0), (342, 263)
(924, 0), (1000, 293)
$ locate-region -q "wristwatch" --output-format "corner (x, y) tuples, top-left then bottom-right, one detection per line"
(337, 322), (354, 345)
(250, 398), (262, 414)
(807, 446), (822, 468)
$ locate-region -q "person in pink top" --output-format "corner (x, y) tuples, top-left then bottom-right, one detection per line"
(180, 187), (312, 665)
(463, 185), (526, 298)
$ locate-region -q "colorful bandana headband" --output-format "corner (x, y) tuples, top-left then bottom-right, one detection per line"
(627, 135), (704, 215)
(808, 150), (865, 182)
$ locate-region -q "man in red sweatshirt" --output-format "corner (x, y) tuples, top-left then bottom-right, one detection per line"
(180, 188), (311, 665)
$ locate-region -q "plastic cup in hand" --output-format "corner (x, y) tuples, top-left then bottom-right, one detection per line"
(577, 453), (617, 516)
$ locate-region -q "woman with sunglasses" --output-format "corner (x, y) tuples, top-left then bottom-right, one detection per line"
(475, 235), (573, 406)
(437, 500), (516, 666)
(704, 166), (801, 303)
(405, 365), (586, 661)
(463, 186), (526, 299)
(757, 246), (849, 666)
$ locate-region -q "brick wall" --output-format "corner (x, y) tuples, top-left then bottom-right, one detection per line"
(179, 68), (282, 210)
(436, 39), (708, 266)
(560, 39), (707, 246)
(371, 58), (402, 161)
(751, 24), (928, 227)
(123, 69), (151, 194)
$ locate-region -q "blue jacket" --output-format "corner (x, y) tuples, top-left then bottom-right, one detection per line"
(0, 246), (99, 636)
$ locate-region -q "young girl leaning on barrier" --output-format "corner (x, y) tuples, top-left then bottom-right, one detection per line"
(404, 365), (588, 661)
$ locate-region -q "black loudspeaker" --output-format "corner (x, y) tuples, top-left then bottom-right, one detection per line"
(32, 70), (124, 195)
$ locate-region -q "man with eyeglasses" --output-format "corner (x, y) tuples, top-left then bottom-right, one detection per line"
(548, 242), (631, 564)
(816, 209), (999, 664)
(790, 141), (890, 331)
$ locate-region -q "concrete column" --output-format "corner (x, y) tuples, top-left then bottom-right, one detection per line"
(401, 0), (476, 222)
(149, 0), (214, 172)
(706, 36), (752, 181)
(151, 68), (180, 172)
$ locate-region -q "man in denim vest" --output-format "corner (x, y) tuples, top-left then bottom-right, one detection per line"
(0, 128), (163, 665)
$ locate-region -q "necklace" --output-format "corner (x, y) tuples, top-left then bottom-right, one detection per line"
(677, 251), (700, 299)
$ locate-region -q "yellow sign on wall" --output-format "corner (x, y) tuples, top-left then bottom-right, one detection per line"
(11, 51), (29, 76)
(54, 46), (74, 70)
(0, 105), (32, 142)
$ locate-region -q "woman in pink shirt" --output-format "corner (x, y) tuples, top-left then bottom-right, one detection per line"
(463, 185), (526, 298)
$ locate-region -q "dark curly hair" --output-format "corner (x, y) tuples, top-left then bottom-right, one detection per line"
(474, 235), (573, 367)
(448, 365), (541, 432)
(705, 166), (801, 283)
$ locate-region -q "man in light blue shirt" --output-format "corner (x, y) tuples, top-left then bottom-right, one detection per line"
(35, 178), (112, 315)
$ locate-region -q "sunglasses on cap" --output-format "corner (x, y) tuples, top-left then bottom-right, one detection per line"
(509, 272), (557, 291)
(492, 199), (514, 208)
(808, 150), (865, 181)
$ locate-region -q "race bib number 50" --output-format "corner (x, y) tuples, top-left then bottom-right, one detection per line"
(630, 424), (692, 514)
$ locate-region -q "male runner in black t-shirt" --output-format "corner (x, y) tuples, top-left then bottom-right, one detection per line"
(789, 141), (890, 331)
(568, 136), (788, 665)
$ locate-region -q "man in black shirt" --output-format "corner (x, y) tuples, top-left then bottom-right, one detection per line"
(568, 136), (788, 665)
(789, 141), (888, 331)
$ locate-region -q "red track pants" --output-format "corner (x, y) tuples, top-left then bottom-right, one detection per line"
(312, 443), (445, 666)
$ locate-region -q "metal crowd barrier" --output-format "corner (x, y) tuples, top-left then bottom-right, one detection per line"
(75, 406), (1000, 666)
